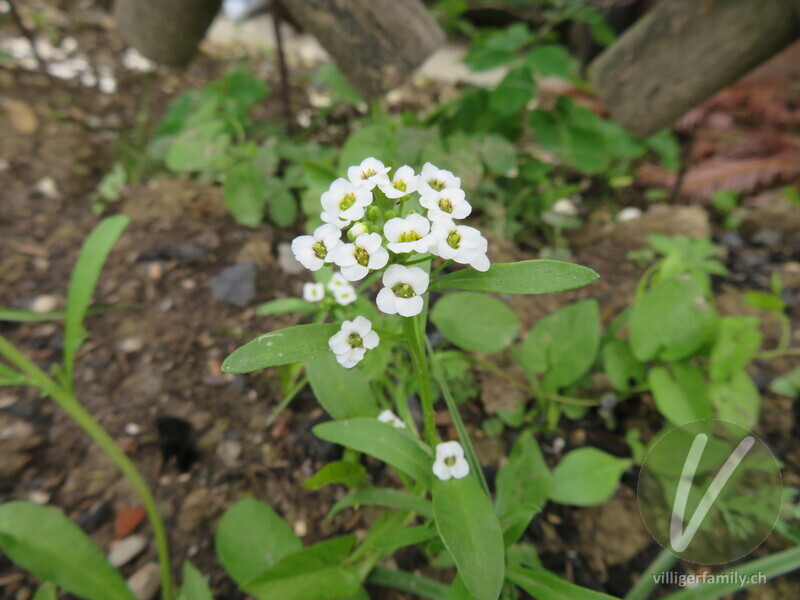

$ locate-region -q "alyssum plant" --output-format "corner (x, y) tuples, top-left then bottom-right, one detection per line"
(218, 158), (601, 600)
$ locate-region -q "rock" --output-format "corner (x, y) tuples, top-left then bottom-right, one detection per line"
(211, 261), (258, 307)
(115, 506), (147, 538)
(1, 98), (38, 134)
(277, 242), (305, 274)
(0, 452), (31, 480)
(127, 562), (161, 600)
(751, 229), (783, 248)
(118, 337), (144, 353)
(29, 294), (60, 313)
(108, 534), (148, 567)
(237, 235), (275, 267)
(177, 488), (216, 533)
(75, 499), (112, 533)
(34, 176), (61, 200)
(217, 439), (242, 468)
(0, 414), (42, 453)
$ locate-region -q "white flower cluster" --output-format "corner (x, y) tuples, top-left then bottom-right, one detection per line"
(291, 158), (491, 367)
(302, 273), (357, 306)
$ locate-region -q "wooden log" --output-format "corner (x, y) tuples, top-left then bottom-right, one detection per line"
(281, 0), (445, 100)
(113, 0), (222, 67)
(588, 0), (800, 138)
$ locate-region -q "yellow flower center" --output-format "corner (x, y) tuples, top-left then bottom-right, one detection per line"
(392, 283), (415, 298)
(444, 456), (456, 467)
(446, 230), (461, 250)
(354, 246), (370, 267)
(438, 197), (454, 213)
(430, 179), (445, 192)
(340, 193), (356, 211)
(347, 333), (363, 348)
(361, 168), (377, 179)
(313, 241), (327, 259)
(398, 231), (421, 243)
(393, 179), (407, 192)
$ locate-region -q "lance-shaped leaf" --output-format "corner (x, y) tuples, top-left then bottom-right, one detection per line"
(222, 324), (340, 373)
(506, 567), (618, 599)
(330, 488), (434, 519)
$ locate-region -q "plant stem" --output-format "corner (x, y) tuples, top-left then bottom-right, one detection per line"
(624, 547), (677, 600)
(404, 316), (437, 445)
(430, 259), (454, 279)
(0, 335), (174, 599)
(755, 346), (800, 361)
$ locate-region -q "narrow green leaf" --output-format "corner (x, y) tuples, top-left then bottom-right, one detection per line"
(495, 430), (550, 521)
(506, 567), (617, 600)
(431, 293), (520, 353)
(433, 476), (505, 600)
(313, 419), (432, 484)
(549, 448), (630, 507)
(0, 501), (135, 600)
(244, 537), (360, 600)
(368, 567), (449, 600)
(307, 353), (378, 419)
(330, 488), (434, 519)
(215, 499), (301, 586)
(256, 298), (317, 316)
(177, 561), (212, 600)
(32, 583), (57, 600)
(372, 525), (437, 551)
(303, 461), (368, 490)
(0, 363), (28, 386)
(709, 317), (761, 383)
(64, 215), (129, 381)
(222, 324), (339, 373)
(0, 308), (66, 323)
(430, 260), (598, 295)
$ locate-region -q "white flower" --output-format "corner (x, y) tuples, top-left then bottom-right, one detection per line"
(418, 162), (461, 196)
(376, 265), (429, 317)
(303, 282), (325, 302)
(383, 214), (432, 254)
(419, 187), (471, 222)
(617, 207), (642, 222)
(328, 273), (358, 306)
(552, 198), (579, 217)
(433, 441), (469, 481)
(347, 158), (391, 190)
(380, 165), (418, 199)
(328, 316), (379, 368)
(321, 178), (373, 227)
(378, 409), (406, 429)
(291, 224), (342, 271)
(429, 220), (490, 272)
(333, 233), (390, 281)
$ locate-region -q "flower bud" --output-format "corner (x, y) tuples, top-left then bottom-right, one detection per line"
(348, 221), (368, 240)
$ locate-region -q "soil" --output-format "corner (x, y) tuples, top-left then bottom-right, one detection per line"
(1, 4), (800, 600)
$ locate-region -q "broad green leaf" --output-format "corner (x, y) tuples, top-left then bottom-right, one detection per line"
(495, 430), (550, 520)
(266, 178), (297, 227)
(372, 525), (437, 551)
(368, 567), (449, 600)
(629, 273), (717, 362)
(431, 293), (520, 353)
(314, 419), (432, 483)
(649, 366), (712, 427)
(501, 505), (540, 548)
(430, 260), (598, 295)
(222, 324), (339, 373)
(710, 370), (760, 431)
(433, 476), (504, 600)
(64, 215), (129, 382)
(224, 161), (266, 227)
(489, 67), (535, 117)
(303, 461), (368, 490)
(709, 317), (761, 383)
(317, 63), (365, 106)
(602, 338), (646, 392)
(549, 448), (630, 507)
(479, 134), (519, 177)
(177, 561), (212, 600)
(507, 567), (617, 600)
(522, 300), (600, 392)
(32, 583), (57, 600)
(166, 122), (230, 172)
(448, 574), (476, 600)
(770, 367), (800, 398)
(0, 502), (135, 600)
(244, 536), (360, 600)
(524, 45), (577, 78)
(215, 499), (301, 586)
(330, 488), (433, 519)
(307, 353), (378, 419)
(256, 298), (317, 316)
(339, 126), (399, 173)
(463, 23), (534, 71)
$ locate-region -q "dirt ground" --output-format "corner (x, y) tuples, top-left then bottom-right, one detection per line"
(1, 6), (800, 600)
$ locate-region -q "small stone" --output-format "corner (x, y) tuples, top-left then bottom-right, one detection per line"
(211, 261), (257, 307)
(217, 439), (242, 468)
(277, 243), (305, 275)
(30, 294), (60, 313)
(75, 499), (112, 533)
(177, 488), (216, 533)
(27, 490), (50, 505)
(108, 534), (148, 567)
(118, 337), (144, 353)
(127, 562), (161, 600)
(2, 98), (38, 134)
(115, 506), (146, 538)
(0, 452), (31, 479)
(34, 177), (60, 200)
(616, 207), (642, 222)
(0, 158), (10, 172)
(124, 423), (142, 436)
(293, 519), (308, 537)
(751, 229), (783, 248)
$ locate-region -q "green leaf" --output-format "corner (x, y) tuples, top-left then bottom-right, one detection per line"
(629, 273), (717, 362)
(313, 419), (432, 484)
(0, 502), (135, 600)
(489, 67), (535, 116)
(431, 293), (519, 353)
(522, 300), (600, 392)
(433, 476), (505, 600)
(549, 448), (630, 507)
(368, 567), (449, 600)
(222, 324), (340, 373)
(710, 370), (760, 431)
(339, 126), (398, 173)
(430, 260), (598, 295)
(330, 488), (434, 519)
(602, 338), (647, 392)
(0, 308), (67, 322)
(0, 363), (28, 387)
(507, 567), (617, 600)
(769, 367), (800, 398)
(307, 353), (378, 419)
(495, 430), (550, 520)
(64, 215), (129, 382)
(215, 498), (302, 586)
(32, 583), (57, 600)
(256, 298), (317, 316)
(266, 178), (298, 227)
(166, 122), (230, 172)
(224, 161), (266, 227)
(448, 574), (476, 600)
(372, 525), (438, 551)
(479, 134), (519, 177)
(244, 537), (360, 600)
(524, 45), (576, 78)
(709, 317), (761, 383)
(649, 365), (712, 426)
(177, 561), (212, 600)
(463, 23), (534, 71)
(317, 63), (365, 107)
(303, 461), (368, 490)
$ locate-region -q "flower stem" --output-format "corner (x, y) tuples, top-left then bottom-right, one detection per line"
(404, 316), (437, 445)
(624, 547), (677, 600)
(0, 335), (174, 599)
(430, 259), (454, 279)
